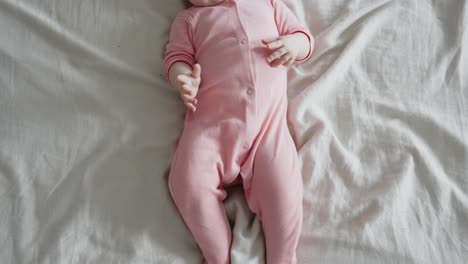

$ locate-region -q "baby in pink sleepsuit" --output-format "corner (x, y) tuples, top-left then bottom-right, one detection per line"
(163, 0), (314, 263)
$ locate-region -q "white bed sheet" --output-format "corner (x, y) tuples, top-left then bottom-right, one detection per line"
(0, 0), (467, 263)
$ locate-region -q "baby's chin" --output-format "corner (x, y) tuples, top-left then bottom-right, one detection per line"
(189, 0), (225, 7)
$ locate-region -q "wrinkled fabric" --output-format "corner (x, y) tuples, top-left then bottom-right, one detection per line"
(0, 0), (467, 263)
(163, 0), (313, 263)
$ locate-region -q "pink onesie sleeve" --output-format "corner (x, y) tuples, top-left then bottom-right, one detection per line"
(163, 14), (195, 82)
(271, 0), (315, 64)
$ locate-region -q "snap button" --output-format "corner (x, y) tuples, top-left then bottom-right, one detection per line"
(240, 39), (247, 45)
(247, 89), (254, 95)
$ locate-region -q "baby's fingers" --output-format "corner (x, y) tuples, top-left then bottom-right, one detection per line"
(180, 84), (196, 96)
(180, 92), (197, 111)
(181, 93), (198, 104)
(177, 74), (192, 85)
(185, 101), (197, 112)
(272, 54), (292, 67)
(192, 64), (202, 79)
(267, 47), (288, 63)
(262, 38), (283, 50)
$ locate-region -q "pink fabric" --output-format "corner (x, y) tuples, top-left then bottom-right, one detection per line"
(163, 0), (313, 263)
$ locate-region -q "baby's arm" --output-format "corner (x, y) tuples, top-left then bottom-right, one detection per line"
(264, 0), (315, 66)
(163, 14), (200, 112)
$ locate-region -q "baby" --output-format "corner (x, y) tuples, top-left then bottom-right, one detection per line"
(163, 0), (314, 263)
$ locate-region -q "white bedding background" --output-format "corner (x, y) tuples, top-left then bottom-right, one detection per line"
(0, 0), (467, 263)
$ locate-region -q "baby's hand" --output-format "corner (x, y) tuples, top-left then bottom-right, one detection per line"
(176, 63), (201, 112)
(262, 33), (309, 67)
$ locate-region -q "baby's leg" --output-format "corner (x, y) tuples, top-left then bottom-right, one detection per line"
(168, 145), (232, 264)
(246, 124), (303, 264)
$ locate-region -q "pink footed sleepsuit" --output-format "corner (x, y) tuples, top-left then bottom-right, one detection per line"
(163, 0), (314, 263)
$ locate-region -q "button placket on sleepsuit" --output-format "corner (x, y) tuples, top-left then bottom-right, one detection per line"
(163, 0), (314, 263)
(234, 1), (257, 161)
